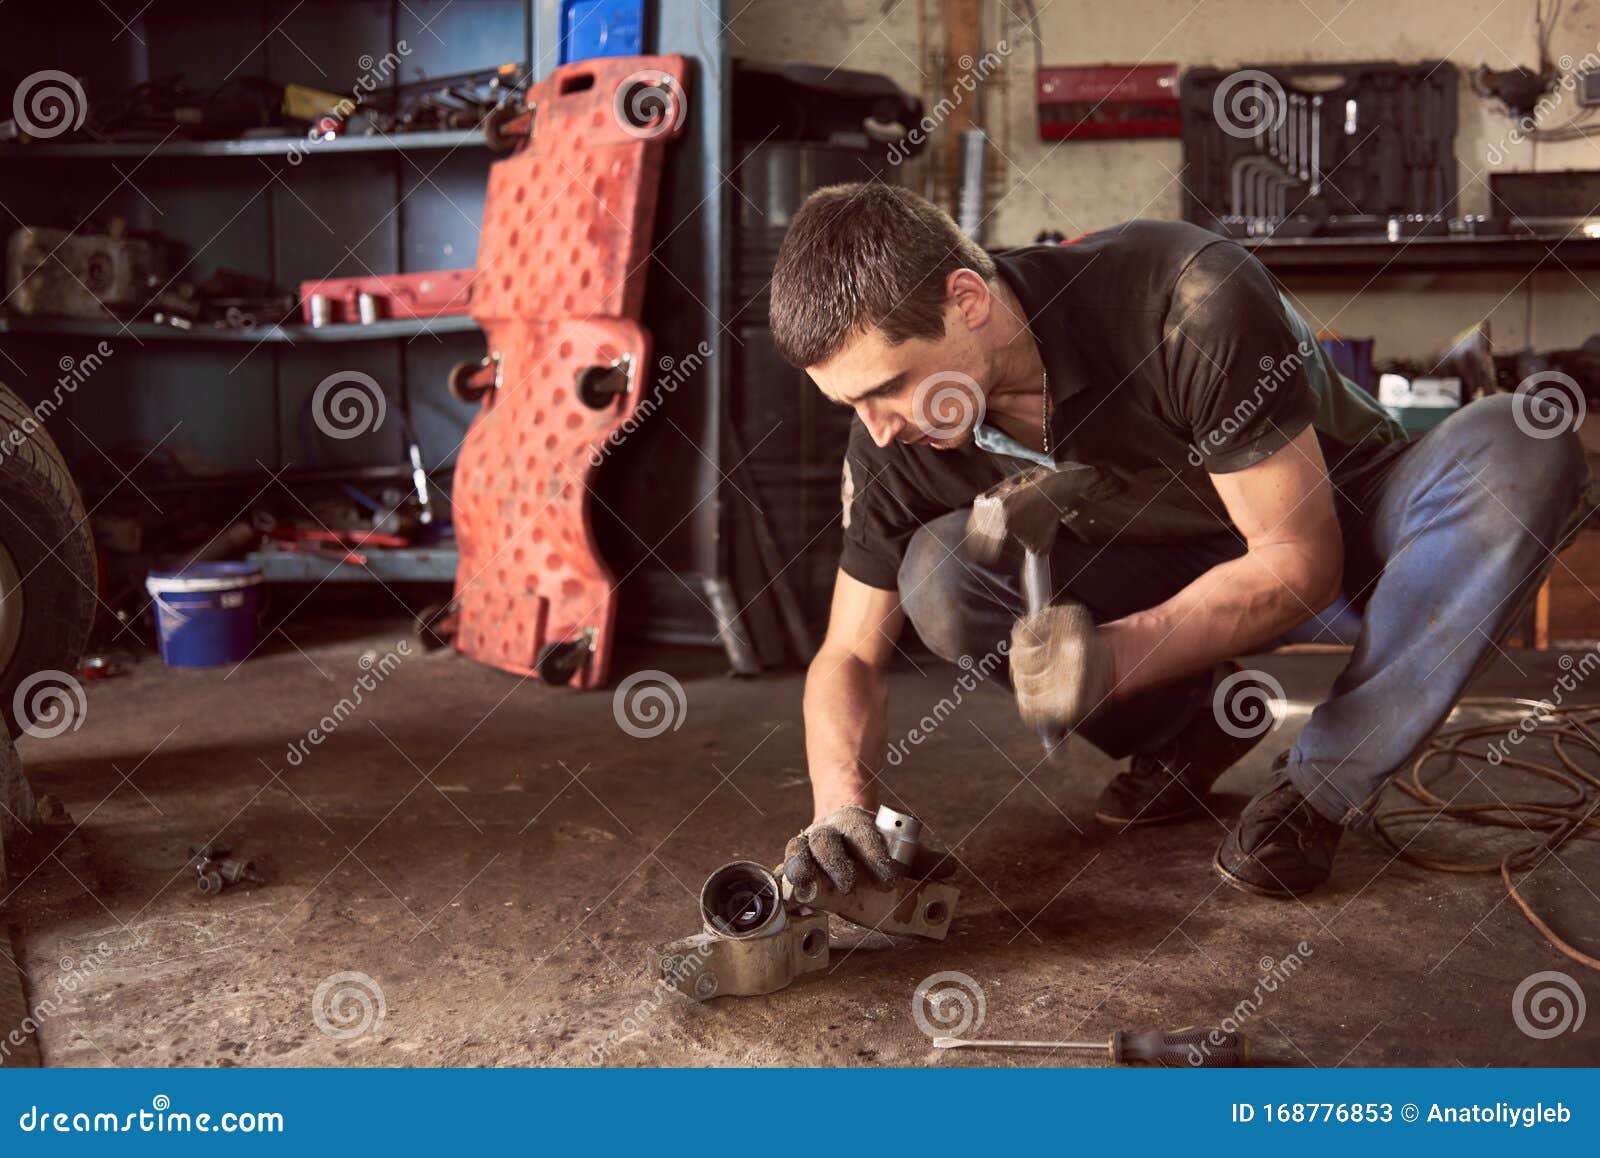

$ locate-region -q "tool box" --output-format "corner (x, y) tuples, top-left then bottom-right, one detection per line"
(298, 271), (475, 324)
(1180, 62), (1458, 239)
(1037, 64), (1182, 141)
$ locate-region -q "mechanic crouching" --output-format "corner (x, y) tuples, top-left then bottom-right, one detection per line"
(768, 183), (1592, 901)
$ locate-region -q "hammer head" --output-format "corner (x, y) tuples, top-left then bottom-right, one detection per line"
(965, 465), (1092, 565)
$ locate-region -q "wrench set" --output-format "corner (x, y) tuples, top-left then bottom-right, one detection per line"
(1179, 62), (1458, 240)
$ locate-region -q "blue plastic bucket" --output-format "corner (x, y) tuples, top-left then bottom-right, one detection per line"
(145, 562), (263, 668)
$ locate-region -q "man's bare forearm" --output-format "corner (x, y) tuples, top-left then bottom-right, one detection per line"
(1102, 541), (1340, 702)
(802, 648), (887, 819)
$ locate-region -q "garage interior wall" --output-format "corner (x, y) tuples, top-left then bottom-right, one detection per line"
(734, 0), (1600, 360)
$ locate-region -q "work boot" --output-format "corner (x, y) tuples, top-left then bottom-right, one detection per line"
(1214, 756), (1344, 897)
(1093, 664), (1273, 829)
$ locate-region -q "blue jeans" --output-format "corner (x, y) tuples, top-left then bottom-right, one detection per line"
(895, 395), (1592, 826)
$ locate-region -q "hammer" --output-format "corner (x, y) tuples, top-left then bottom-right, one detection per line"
(966, 465), (1093, 750)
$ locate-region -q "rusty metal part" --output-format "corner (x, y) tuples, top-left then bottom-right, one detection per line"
(655, 910), (829, 1001)
(185, 843), (264, 895)
(5, 225), (166, 319)
(785, 874), (959, 940)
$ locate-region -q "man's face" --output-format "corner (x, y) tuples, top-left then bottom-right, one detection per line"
(808, 303), (992, 451)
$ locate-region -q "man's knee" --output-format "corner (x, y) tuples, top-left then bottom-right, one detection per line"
(1449, 393), (1590, 539)
(898, 515), (997, 662)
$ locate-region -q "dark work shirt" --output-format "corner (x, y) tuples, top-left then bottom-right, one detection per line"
(838, 220), (1410, 591)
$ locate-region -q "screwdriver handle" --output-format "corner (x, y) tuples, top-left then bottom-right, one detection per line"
(1110, 1028), (1250, 1067)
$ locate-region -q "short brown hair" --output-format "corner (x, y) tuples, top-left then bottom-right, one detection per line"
(769, 183), (996, 368)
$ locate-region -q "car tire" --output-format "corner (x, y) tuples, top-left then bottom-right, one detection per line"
(0, 381), (96, 737)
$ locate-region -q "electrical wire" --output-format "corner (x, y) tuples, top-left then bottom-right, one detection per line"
(1527, 107), (1600, 142)
(1373, 697), (1600, 972)
(1536, 0), (1563, 74)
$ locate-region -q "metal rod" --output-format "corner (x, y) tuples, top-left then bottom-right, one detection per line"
(934, 1037), (1103, 1052)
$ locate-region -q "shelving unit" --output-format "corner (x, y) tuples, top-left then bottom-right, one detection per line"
(0, 128), (487, 160)
(1246, 233), (1600, 276)
(1, 0), (740, 650)
(0, 1), (525, 525)
(0, 315), (480, 344)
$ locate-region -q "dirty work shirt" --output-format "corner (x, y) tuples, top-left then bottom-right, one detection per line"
(837, 220), (1410, 591)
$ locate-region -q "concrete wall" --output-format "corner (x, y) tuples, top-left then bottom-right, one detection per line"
(733, 0), (1600, 359)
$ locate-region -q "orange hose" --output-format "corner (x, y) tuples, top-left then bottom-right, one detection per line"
(1371, 698), (1600, 971)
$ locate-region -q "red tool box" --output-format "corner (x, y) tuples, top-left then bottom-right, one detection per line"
(298, 269), (476, 323)
(1037, 64), (1181, 141)
(448, 56), (689, 689)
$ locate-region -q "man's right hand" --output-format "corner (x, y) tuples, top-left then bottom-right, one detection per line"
(1010, 601), (1114, 732)
(783, 804), (903, 895)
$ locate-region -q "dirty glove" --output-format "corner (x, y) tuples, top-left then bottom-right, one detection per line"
(1009, 602), (1114, 733)
(784, 805), (903, 895)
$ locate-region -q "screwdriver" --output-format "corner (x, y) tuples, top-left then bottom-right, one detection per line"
(933, 1027), (1251, 1067)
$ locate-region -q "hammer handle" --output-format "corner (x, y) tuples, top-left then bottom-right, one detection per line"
(1020, 549), (1065, 751)
(1021, 549), (1051, 615)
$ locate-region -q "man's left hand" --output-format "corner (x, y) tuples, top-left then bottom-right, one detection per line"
(1009, 602), (1114, 732)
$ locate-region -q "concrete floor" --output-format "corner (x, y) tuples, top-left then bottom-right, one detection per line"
(3, 622), (1597, 1067)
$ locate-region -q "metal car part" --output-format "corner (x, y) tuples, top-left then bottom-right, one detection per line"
(654, 910), (829, 1002)
(874, 804), (921, 866)
(699, 860), (786, 939)
(784, 874), (959, 941)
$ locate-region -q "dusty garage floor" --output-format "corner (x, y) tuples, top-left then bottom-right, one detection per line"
(3, 623), (1597, 1067)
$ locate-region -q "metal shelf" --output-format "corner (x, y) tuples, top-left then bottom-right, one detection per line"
(247, 546), (459, 583)
(1244, 234), (1600, 276)
(0, 315), (480, 343)
(0, 129), (488, 161)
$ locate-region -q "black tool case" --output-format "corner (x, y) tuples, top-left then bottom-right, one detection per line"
(1180, 62), (1457, 239)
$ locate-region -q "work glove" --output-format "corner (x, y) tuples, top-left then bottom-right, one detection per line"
(783, 805), (958, 895)
(784, 805), (902, 895)
(1009, 602), (1114, 734)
